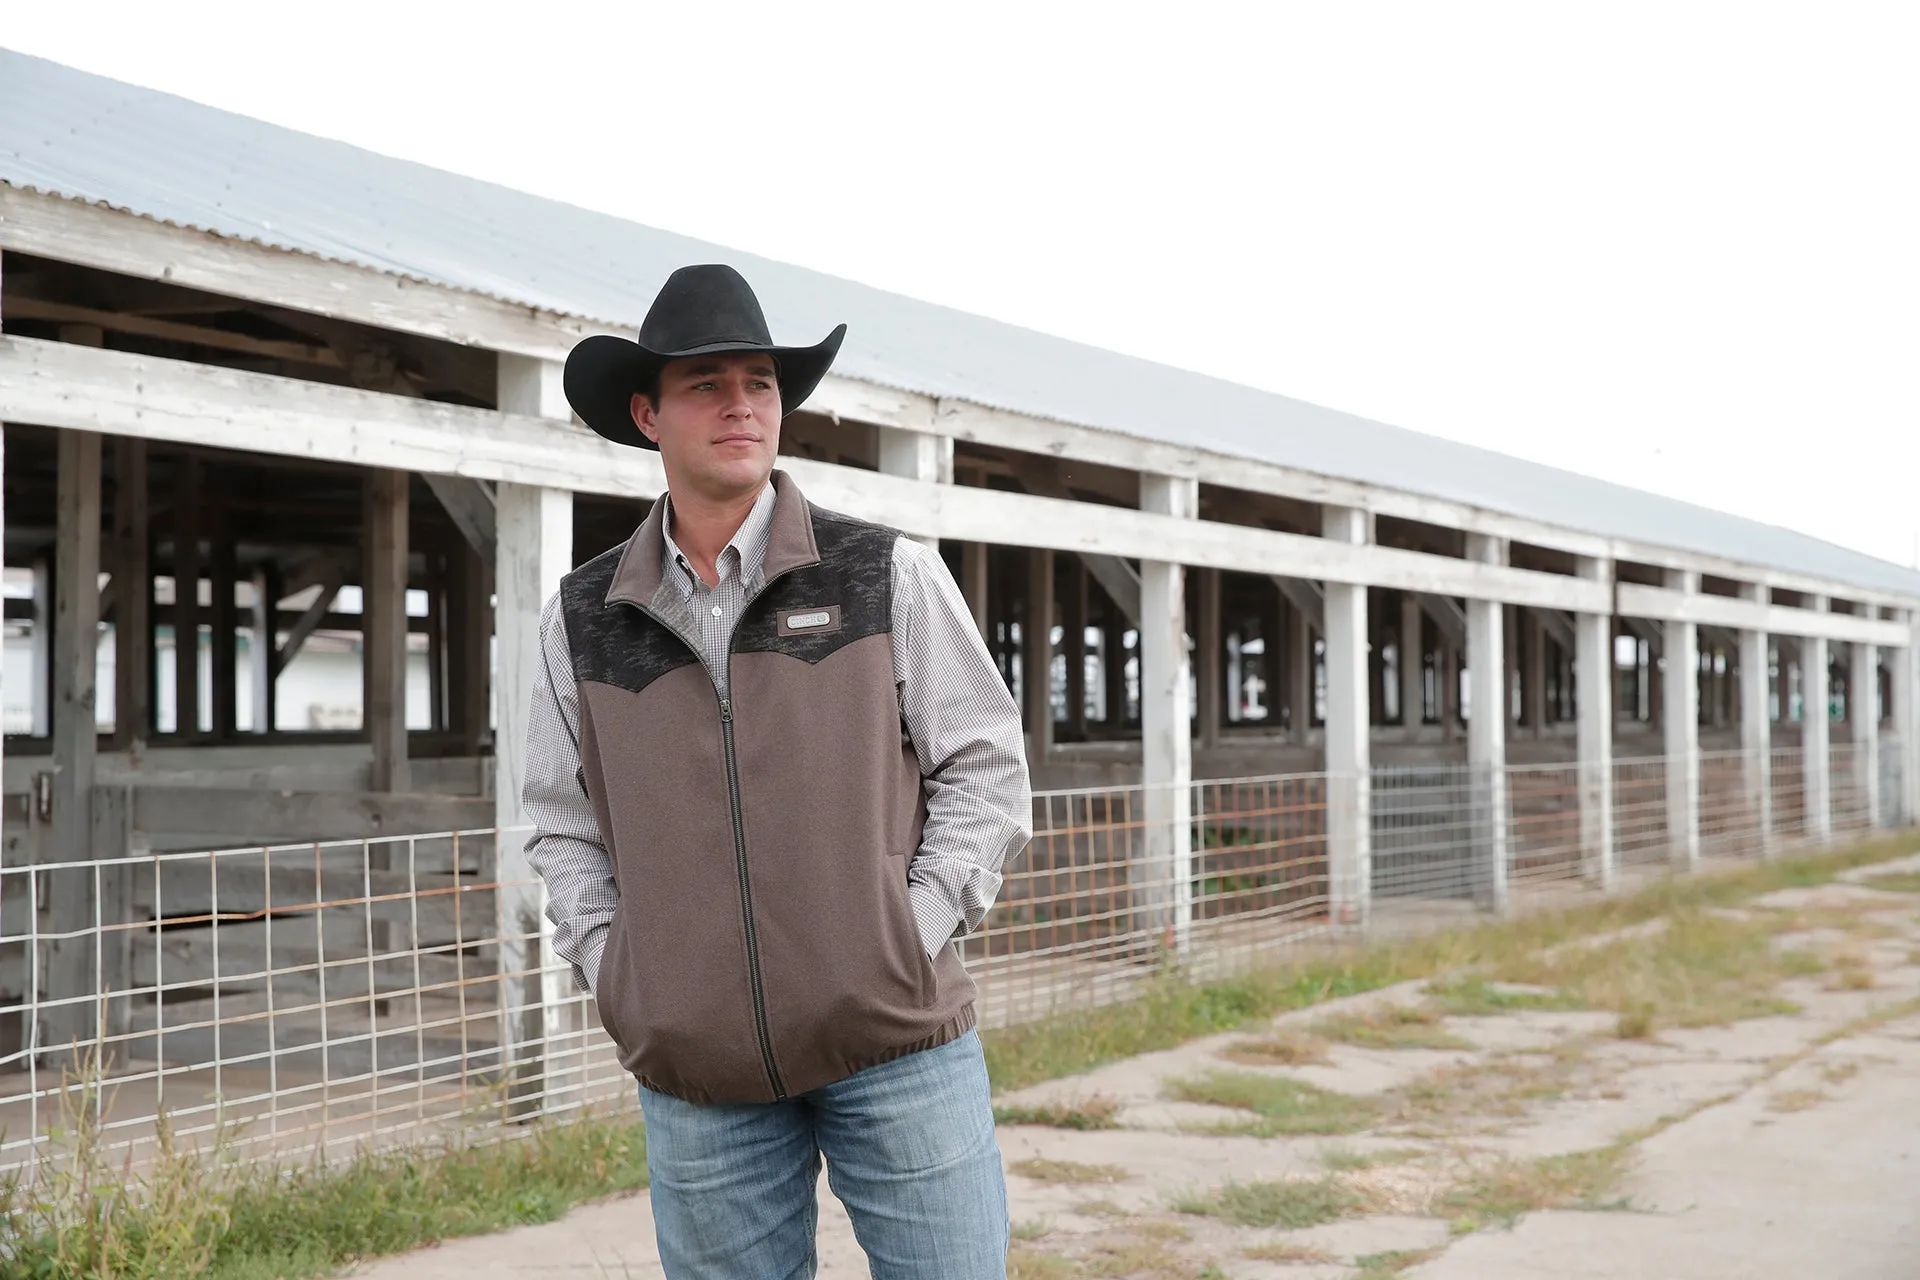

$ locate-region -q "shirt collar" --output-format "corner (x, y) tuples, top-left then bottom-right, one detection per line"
(659, 481), (778, 597)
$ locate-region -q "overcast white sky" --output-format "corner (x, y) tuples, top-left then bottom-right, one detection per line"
(10, 3), (1918, 568)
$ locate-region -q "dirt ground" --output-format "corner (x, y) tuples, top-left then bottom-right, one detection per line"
(345, 854), (1920, 1279)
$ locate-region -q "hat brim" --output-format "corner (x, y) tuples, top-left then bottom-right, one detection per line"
(562, 325), (847, 450)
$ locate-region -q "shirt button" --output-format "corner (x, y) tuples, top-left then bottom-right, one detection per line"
(711, 605), (722, 617)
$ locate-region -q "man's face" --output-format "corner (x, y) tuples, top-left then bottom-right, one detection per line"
(631, 353), (781, 500)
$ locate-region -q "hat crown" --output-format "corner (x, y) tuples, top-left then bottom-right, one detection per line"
(637, 264), (774, 353)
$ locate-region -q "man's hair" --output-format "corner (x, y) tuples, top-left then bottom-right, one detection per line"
(635, 370), (661, 410)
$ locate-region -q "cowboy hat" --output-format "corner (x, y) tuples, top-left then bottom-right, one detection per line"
(563, 264), (847, 449)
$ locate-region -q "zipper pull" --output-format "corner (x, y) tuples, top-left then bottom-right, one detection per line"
(720, 698), (733, 724)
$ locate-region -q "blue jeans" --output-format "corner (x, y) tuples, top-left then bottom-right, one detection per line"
(638, 1029), (1008, 1279)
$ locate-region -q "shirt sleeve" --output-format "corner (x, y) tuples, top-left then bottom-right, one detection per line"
(521, 594), (620, 998)
(891, 537), (1034, 958)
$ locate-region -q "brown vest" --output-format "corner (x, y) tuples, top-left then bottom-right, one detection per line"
(558, 474), (977, 1104)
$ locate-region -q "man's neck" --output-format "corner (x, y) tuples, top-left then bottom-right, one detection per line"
(667, 481), (766, 586)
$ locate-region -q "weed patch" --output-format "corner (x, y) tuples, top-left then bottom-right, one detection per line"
(994, 1096), (1123, 1130)
(1166, 1071), (1377, 1136)
(1357, 1248), (1444, 1277)
(1310, 1004), (1476, 1051)
(1009, 1158), (1130, 1185)
(1441, 1146), (1633, 1230)
(1218, 1028), (1330, 1066)
(1174, 1176), (1366, 1228)
(1424, 976), (1582, 1016)
(1243, 1239), (1336, 1264)
(1319, 1144), (1429, 1172)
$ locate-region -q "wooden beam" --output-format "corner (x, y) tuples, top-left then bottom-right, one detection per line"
(961, 540), (989, 639)
(3, 296), (346, 367)
(7, 337), (1916, 633)
(422, 473), (497, 562)
(111, 438), (151, 749)
(363, 470), (410, 794)
(131, 787), (490, 840)
(1198, 568), (1222, 749)
(1616, 583), (1905, 648)
(249, 563), (281, 732)
(276, 569), (346, 674)
(878, 423), (953, 552)
(209, 487), (240, 739)
(447, 536), (492, 752)
(45, 429), (104, 1058)
(1023, 549), (1055, 757)
(1414, 592), (1469, 649)
(1399, 592), (1424, 728)
(1063, 555), (1088, 737)
(172, 454), (202, 737)
(6, 189), (1914, 614)
(1271, 576), (1324, 632)
(1537, 607), (1577, 650)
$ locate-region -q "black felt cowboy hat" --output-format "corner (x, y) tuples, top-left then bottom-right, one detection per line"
(563, 264), (847, 450)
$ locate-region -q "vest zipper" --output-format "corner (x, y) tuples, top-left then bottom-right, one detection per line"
(720, 690), (786, 1100)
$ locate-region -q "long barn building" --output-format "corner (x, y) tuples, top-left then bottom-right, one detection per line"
(2, 49), (1917, 1151)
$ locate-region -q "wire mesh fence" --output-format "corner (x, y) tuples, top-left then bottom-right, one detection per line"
(1, 740), (1910, 1180)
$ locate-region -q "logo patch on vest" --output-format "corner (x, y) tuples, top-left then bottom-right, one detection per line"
(776, 605), (843, 637)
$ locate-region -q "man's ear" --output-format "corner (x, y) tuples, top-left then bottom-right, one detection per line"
(629, 392), (660, 445)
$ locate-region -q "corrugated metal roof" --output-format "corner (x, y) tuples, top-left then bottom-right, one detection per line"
(4, 48), (1916, 599)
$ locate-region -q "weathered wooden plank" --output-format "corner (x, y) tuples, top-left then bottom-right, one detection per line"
(131, 788), (492, 840)
(364, 470), (410, 794)
(132, 860), (488, 918)
(111, 437), (152, 748)
(133, 932), (490, 1001)
(43, 429), (104, 1058)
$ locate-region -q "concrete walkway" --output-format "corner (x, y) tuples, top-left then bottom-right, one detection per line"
(343, 867), (1920, 1279)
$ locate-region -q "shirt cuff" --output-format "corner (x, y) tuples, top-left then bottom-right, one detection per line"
(579, 925), (610, 1001)
(908, 882), (965, 961)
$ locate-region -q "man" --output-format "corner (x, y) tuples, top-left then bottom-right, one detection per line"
(523, 263), (1032, 1279)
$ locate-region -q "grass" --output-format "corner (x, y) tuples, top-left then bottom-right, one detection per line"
(1827, 947), (1877, 991)
(1243, 1239), (1336, 1264)
(1767, 1088), (1828, 1113)
(11, 837), (1913, 1279)
(1389, 1042), (1591, 1134)
(1423, 975), (1584, 1016)
(1012, 1218), (1054, 1240)
(1008, 1245), (1079, 1280)
(1, 1060), (650, 1280)
(1357, 1249), (1444, 1277)
(1440, 1145), (1634, 1231)
(1859, 870), (1920, 894)
(1165, 1070), (1377, 1136)
(1309, 1003), (1476, 1051)
(1173, 1176), (1366, 1228)
(1319, 1144), (1428, 1172)
(1480, 907), (1808, 1032)
(1008, 1158), (1130, 1185)
(1218, 1028), (1331, 1066)
(983, 835), (1916, 1092)
(993, 1095), (1124, 1130)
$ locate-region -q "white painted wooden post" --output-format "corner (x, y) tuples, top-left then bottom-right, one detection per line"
(1898, 614), (1920, 827)
(1855, 640), (1881, 831)
(1804, 597), (1832, 845)
(1466, 535), (1508, 912)
(877, 423), (953, 553)
(1138, 474), (1196, 959)
(494, 354), (575, 1113)
(1663, 570), (1701, 869)
(1738, 583), (1773, 856)
(1576, 557), (1616, 888)
(1324, 507), (1371, 928)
